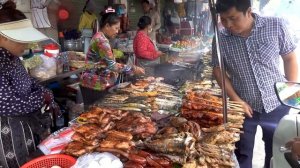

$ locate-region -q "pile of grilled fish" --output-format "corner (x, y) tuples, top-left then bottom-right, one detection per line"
(96, 78), (183, 117)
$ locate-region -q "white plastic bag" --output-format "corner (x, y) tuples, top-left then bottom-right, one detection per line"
(30, 54), (57, 79)
(71, 152), (123, 168)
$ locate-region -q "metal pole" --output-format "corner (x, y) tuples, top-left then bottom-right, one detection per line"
(208, 0), (228, 123)
(194, 0), (197, 35)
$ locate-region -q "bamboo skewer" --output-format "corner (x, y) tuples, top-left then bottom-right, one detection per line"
(186, 95), (244, 108)
(183, 101), (245, 114)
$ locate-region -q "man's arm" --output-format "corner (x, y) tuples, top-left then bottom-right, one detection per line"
(213, 66), (253, 117)
(282, 51), (298, 82)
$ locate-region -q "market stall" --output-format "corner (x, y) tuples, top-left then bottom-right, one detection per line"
(17, 0), (248, 167)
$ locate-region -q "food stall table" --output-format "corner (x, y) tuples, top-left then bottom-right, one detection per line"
(38, 68), (84, 85)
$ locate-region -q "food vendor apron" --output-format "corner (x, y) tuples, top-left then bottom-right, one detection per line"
(136, 57), (160, 76)
(136, 37), (160, 76)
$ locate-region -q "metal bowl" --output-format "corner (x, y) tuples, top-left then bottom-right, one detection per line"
(64, 39), (83, 51)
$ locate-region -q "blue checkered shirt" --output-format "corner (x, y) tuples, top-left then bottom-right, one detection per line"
(212, 14), (297, 113)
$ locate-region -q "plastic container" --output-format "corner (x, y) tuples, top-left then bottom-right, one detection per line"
(21, 154), (76, 168)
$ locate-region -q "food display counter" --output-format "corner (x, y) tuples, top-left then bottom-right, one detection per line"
(19, 20), (242, 167)
(38, 75), (244, 168)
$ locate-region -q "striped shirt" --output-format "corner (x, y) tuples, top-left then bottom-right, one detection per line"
(212, 13), (297, 113)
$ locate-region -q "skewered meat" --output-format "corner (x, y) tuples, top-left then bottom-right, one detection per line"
(82, 129), (103, 140)
(155, 117), (201, 142)
(196, 143), (236, 168)
(156, 126), (179, 136)
(115, 141), (132, 150)
(202, 130), (240, 145)
(181, 109), (223, 128)
(63, 141), (87, 157)
(134, 122), (157, 134)
(75, 122), (113, 140)
(100, 114), (111, 127)
(100, 140), (128, 149)
(128, 153), (147, 165)
(78, 107), (129, 125)
(106, 130), (133, 141)
(145, 132), (195, 155)
(124, 150), (173, 168)
(124, 161), (144, 168)
(71, 132), (100, 146)
(80, 107), (103, 117)
(100, 140), (131, 150)
(179, 121), (202, 141)
(115, 112), (157, 139)
(202, 125), (225, 133)
(98, 130), (134, 151)
(169, 117), (188, 127)
(71, 132), (85, 142)
(73, 124), (100, 134)
(186, 92), (222, 102)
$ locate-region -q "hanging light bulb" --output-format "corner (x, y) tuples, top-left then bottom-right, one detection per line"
(174, 0), (183, 3)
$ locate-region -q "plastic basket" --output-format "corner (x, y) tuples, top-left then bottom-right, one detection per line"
(21, 154), (76, 168)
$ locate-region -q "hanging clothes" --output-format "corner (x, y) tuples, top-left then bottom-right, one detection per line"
(78, 0), (98, 31)
(30, 0), (51, 28)
(177, 2), (186, 18)
(78, 12), (98, 31)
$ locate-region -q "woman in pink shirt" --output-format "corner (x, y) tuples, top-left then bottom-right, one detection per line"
(133, 16), (163, 76)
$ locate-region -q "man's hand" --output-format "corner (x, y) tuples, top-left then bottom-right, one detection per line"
(286, 138), (300, 160)
(240, 101), (253, 118)
(213, 67), (253, 117)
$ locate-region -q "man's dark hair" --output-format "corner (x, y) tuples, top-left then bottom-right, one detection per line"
(141, 0), (150, 5)
(99, 12), (120, 28)
(216, 0), (251, 14)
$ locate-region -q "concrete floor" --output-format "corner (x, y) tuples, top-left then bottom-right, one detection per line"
(253, 126), (265, 168)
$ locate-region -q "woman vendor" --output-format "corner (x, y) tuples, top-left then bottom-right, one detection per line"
(133, 16), (163, 76)
(81, 12), (145, 91)
(0, 1), (57, 167)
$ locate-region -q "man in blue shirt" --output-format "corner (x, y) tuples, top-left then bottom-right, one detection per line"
(212, 0), (299, 167)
